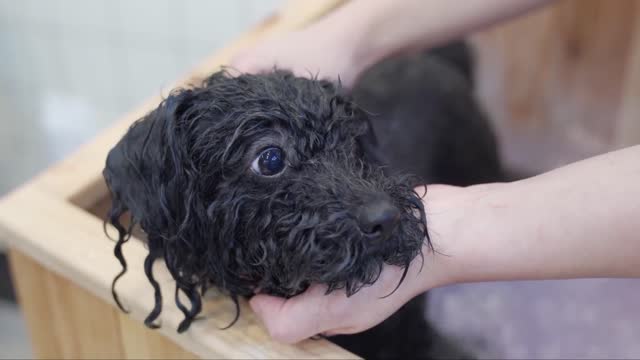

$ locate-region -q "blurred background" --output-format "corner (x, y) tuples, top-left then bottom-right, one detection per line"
(1, 0), (639, 359)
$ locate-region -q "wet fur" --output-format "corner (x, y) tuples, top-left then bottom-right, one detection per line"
(103, 42), (501, 358)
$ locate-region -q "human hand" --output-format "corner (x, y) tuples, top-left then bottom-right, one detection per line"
(249, 144), (640, 344)
(249, 257), (428, 344)
(231, 22), (363, 88)
(250, 185), (466, 344)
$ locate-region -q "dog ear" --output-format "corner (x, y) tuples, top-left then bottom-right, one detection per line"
(103, 102), (167, 312)
(103, 89), (200, 330)
(355, 110), (388, 167)
(104, 89), (195, 230)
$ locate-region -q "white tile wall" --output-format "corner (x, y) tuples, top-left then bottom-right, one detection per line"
(0, 0), (283, 197)
(117, 0), (175, 38)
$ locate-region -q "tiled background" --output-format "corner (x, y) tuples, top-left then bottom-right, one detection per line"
(0, 0), (282, 198)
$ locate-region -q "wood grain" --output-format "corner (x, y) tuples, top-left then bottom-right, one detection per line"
(118, 314), (197, 360)
(9, 250), (127, 359)
(8, 250), (64, 359)
(616, 9), (640, 148)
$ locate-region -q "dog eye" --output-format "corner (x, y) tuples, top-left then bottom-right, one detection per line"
(251, 147), (286, 176)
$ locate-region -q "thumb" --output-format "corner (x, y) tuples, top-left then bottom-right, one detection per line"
(249, 285), (330, 344)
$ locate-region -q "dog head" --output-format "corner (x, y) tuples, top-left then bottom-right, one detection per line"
(104, 70), (429, 332)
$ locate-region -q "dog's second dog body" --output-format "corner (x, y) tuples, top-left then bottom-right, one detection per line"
(104, 42), (501, 358)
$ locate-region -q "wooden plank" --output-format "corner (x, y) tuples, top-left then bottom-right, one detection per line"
(9, 250), (126, 359)
(0, 187), (355, 359)
(40, 265), (126, 359)
(9, 250), (64, 359)
(10, 249), (196, 359)
(471, 0), (639, 173)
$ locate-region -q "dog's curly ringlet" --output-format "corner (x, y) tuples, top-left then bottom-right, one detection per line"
(103, 69), (430, 334)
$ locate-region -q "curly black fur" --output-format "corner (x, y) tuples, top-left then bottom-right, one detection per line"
(103, 41), (502, 358)
(104, 68), (431, 330)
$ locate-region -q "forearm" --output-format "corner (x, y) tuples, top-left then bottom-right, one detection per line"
(424, 145), (640, 290)
(315, 0), (554, 78)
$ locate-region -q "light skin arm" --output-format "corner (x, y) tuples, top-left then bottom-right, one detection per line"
(233, 0), (554, 86)
(250, 145), (640, 343)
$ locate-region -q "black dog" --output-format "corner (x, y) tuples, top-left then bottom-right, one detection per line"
(103, 42), (501, 359)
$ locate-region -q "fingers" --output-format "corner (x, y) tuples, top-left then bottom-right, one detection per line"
(249, 265), (423, 344)
(250, 285), (334, 344)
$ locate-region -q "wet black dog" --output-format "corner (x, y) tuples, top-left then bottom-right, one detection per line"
(103, 42), (501, 358)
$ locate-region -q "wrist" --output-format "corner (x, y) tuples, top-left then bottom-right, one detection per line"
(306, 0), (394, 86)
(414, 183), (506, 292)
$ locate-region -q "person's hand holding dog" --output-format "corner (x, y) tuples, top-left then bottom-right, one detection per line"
(248, 184), (467, 343)
(250, 254), (432, 343)
(234, 0), (640, 346)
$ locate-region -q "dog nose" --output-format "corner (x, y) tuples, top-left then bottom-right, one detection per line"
(357, 195), (400, 239)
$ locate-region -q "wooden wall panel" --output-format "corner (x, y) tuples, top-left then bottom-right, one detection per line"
(9, 250), (127, 359)
(118, 314), (197, 359)
(9, 250), (197, 359)
(471, 0), (640, 174)
(40, 269), (125, 359)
